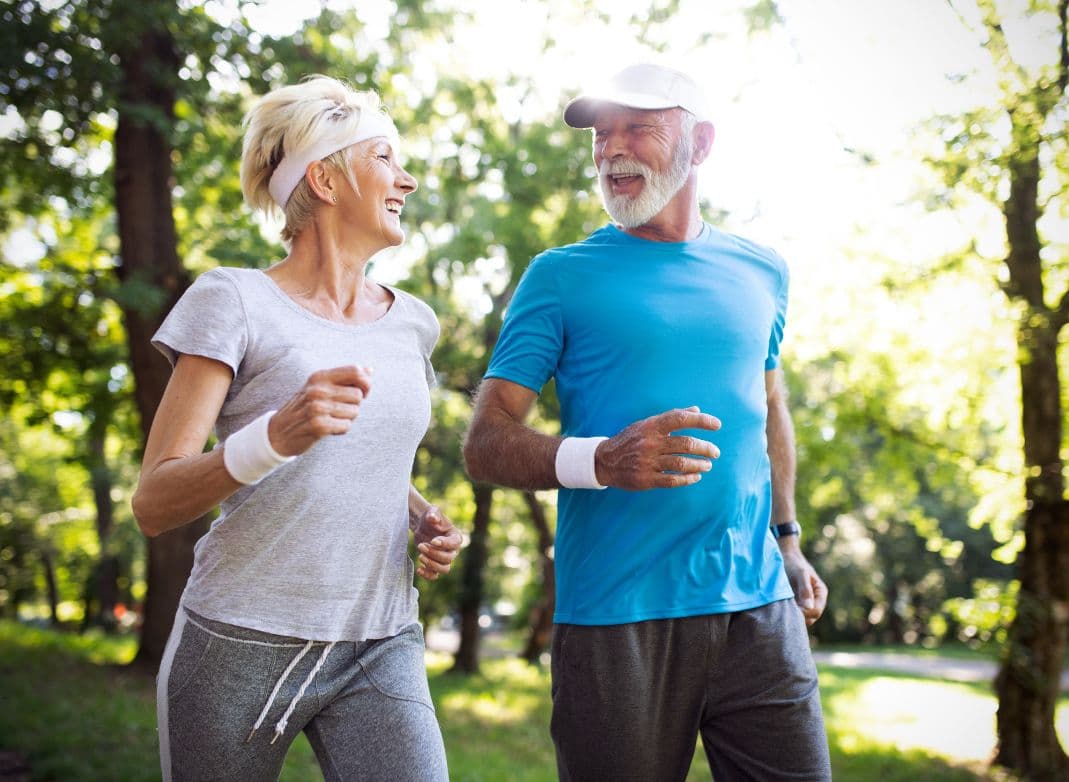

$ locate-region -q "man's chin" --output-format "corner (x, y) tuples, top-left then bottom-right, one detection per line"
(604, 198), (654, 228)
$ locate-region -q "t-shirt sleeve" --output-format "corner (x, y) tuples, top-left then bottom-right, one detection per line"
(417, 297), (441, 390)
(765, 256), (789, 371)
(484, 255), (563, 393)
(151, 268), (248, 374)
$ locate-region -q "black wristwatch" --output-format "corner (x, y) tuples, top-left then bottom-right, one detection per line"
(771, 521), (801, 539)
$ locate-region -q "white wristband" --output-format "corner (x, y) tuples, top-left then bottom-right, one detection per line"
(555, 436), (609, 490)
(222, 411), (296, 485)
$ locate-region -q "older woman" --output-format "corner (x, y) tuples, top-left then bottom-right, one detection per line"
(132, 76), (460, 782)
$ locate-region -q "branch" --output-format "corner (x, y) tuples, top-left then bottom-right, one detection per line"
(950, 0), (1030, 95)
(882, 240), (980, 293)
(978, 0), (1028, 87)
(1039, 180), (1069, 212)
(944, 0), (972, 32)
(521, 491), (553, 555)
(1059, 0), (1068, 95)
(876, 417), (1019, 479)
(1055, 286), (1069, 331)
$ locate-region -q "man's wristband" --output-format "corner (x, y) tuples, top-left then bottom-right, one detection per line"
(771, 521), (801, 539)
(555, 437), (609, 490)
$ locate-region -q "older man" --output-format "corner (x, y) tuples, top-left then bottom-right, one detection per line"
(464, 63), (832, 781)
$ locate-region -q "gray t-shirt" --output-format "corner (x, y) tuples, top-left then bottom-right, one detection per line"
(152, 267), (439, 641)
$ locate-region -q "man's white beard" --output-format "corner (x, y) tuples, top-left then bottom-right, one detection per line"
(599, 136), (692, 228)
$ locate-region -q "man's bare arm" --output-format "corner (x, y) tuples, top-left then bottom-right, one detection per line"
(766, 368), (797, 526)
(463, 378), (560, 490)
(766, 367), (827, 625)
(464, 378), (722, 491)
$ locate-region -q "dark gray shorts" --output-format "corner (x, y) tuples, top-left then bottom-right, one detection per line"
(156, 610), (448, 782)
(550, 598), (831, 782)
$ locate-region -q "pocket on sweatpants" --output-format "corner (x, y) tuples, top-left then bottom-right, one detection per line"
(360, 623), (435, 710)
(165, 618), (214, 702)
(166, 615), (284, 709)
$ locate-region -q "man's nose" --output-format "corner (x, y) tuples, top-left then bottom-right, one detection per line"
(601, 131), (628, 159)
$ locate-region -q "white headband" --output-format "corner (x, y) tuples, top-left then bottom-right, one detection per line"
(268, 110), (400, 207)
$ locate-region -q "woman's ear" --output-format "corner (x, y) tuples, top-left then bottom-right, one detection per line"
(305, 160), (337, 204)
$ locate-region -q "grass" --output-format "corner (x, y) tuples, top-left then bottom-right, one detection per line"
(0, 622), (157, 782)
(2, 620), (1066, 781)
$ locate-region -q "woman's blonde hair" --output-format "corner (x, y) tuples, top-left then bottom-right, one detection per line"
(241, 75), (387, 243)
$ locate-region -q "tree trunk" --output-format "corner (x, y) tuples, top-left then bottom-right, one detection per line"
(87, 432), (119, 630)
(40, 550), (59, 627)
(520, 491), (555, 664)
(885, 581), (904, 645)
(451, 483), (493, 674)
(993, 137), (1069, 779)
(9, 549), (29, 620)
(994, 324), (1069, 779)
(110, 0), (205, 670)
(995, 502), (1069, 780)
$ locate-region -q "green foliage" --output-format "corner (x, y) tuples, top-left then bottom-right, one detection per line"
(0, 421), (54, 618)
(0, 175), (138, 623)
(791, 353), (1012, 646)
(743, 0), (785, 34)
(0, 1), (115, 226)
(0, 412), (93, 621)
(943, 578), (1019, 650)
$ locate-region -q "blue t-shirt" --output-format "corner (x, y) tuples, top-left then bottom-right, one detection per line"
(485, 223), (795, 624)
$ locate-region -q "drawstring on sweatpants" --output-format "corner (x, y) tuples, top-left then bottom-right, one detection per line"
(246, 640), (337, 744)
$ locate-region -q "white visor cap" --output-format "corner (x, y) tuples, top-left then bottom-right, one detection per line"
(564, 63), (710, 128)
(268, 109), (400, 208)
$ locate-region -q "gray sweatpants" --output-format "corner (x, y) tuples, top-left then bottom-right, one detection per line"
(157, 610), (448, 782)
(550, 598), (832, 782)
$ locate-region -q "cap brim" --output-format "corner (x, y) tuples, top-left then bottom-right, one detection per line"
(563, 91), (680, 128)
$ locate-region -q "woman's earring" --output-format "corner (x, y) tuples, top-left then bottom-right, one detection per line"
(331, 195), (338, 204)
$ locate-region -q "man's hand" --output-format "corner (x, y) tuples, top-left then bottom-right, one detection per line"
(779, 545), (827, 626)
(595, 406), (721, 490)
(413, 505), (462, 580)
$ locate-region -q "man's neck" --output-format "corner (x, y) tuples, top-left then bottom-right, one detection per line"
(619, 182), (704, 243)
(620, 207), (704, 243)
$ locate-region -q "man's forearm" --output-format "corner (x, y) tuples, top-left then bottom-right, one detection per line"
(463, 407), (562, 490)
(464, 380), (720, 493)
(766, 378), (797, 526)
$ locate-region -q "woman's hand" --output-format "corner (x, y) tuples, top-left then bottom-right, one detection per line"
(269, 365), (373, 456)
(413, 506), (463, 580)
